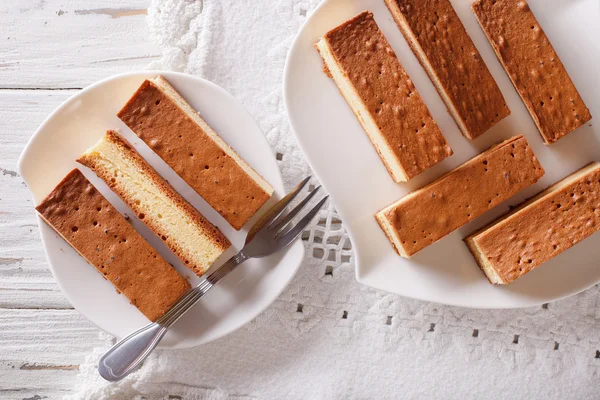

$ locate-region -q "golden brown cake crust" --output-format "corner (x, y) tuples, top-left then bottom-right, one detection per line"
(78, 130), (230, 277)
(468, 163), (600, 284)
(385, 0), (510, 139)
(378, 135), (544, 257)
(35, 169), (190, 321)
(472, 0), (591, 144)
(320, 11), (452, 180)
(118, 79), (271, 230)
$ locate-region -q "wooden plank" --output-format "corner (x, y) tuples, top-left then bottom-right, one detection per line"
(0, 0), (158, 88)
(0, 91), (75, 309)
(0, 385), (76, 400)
(0, 90), (94, 396)
(0, 309), (107, 396)
(0, 309), (104, 364)
(0, 90), (76, 170)
(0, 0), (155, 393)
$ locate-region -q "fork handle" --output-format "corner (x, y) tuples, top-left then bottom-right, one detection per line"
(97, 282), (211, 382)
(97, 321), (168, 381)
(98, 252), (247, 381)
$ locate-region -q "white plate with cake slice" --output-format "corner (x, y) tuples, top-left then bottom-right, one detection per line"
(284, 0), (600, 307)
(18, 71), (304, 348)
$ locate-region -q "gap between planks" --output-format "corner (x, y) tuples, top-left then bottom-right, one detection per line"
(19, 363), (79, 371)
(0, 306), (74, 310)
(0, 87), (83, 91)
(72, 8), (147, 19)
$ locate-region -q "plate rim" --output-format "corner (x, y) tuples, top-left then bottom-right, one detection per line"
(18, 70), (305, 348)
(282, 0), (599, 309)
(284, 1), (370, 299)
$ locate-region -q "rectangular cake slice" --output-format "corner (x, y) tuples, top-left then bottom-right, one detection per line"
(36, 169), (191, 321)
(465, 162), (600, 284)
(385, 0), (510, 139)
(375, 135), (544, 257)
(472, 0), (591, 144)
(117, 76), (274, 230)
(316, 11), (453, 182)
(78, 130), (230, 277)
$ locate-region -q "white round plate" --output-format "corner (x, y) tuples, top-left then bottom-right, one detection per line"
(284, 0), (600, 308)
(18, 71), (304, 348)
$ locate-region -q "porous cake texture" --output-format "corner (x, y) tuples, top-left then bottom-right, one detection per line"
(316, 11), (452, 182)
(35, 169), (190, 321)
(385, 0), (510, 139)
(466, 162), (600, 284)
(376, 135), (544, 257)
(472, 0), (591, 144)
(118, 76), (273, 230)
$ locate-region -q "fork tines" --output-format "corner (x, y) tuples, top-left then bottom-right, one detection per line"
(259, 176), (328, 246)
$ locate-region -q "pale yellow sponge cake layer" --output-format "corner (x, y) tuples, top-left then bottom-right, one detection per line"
(78, 130), (230, 276)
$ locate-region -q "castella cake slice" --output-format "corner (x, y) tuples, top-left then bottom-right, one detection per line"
(35, 169), (191, 321)
(472, 0), (591, 144)
(316, 11), (453, 182)
(117, 76), (273, 230)
(375, 135), (544, 257)
(78, 130), (230, 277)
(385, 0), (510, 140)
(465, 162), (600, 284)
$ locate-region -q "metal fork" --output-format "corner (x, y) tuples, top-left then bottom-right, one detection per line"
(98, 177), (327, 382)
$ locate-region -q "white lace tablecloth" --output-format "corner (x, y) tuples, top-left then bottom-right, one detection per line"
(69, 0), (600, 398)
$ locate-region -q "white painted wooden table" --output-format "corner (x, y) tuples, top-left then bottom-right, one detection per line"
(0, 1), (157, 397)
(6, 1), (600, 398)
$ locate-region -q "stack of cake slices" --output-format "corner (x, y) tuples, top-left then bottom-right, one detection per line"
(316, 0), (594, 285)
(36, 76), (274, 320)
